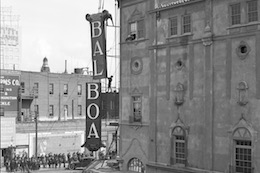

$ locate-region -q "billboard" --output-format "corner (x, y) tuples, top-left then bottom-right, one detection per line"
(0, 74), (20, 112)
(0, 117), (16, 148)
(86, 10), (112, 80)
(82, 83), (101, 151)
(33, 134), (82, 155)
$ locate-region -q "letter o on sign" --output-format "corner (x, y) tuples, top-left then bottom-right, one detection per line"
(87, 103), (99, 120)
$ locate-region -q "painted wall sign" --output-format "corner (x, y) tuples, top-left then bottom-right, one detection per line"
(82, 82), (101, 151)
(0, 117), (16, 148)
(0, 75), (20, 112)
(86, 10), (112, 80)
(155, 0), (191, 9)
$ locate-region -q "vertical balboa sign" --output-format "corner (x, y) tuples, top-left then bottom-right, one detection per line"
(82, 83), (101, 151)
(86, 10), (112, 79)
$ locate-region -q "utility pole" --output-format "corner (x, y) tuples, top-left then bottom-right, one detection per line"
(34, 86), (38, 157)
(35, 111), (38, 157)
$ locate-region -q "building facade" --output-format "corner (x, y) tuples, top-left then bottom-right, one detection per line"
(16, 68), (119, 157)
(119, 0), (260, 173)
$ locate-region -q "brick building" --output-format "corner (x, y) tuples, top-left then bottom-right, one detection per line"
(16, 65), (119, 156)
(118, 0), (260, 172)
(1, 58), (119, 158)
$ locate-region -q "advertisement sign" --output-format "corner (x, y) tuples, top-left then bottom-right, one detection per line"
(155, 0), (192, 9)
(33, 134), (82, 155)
(86, 10), (112, 79)
(0, 75), (20, 112)
(0, 117), (16, 148)
(82, 83), (101, 151)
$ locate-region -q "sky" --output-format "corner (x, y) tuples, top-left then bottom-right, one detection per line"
(1, 0), (120, 87)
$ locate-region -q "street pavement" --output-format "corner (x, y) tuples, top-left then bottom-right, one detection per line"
(0, 166), (83, 173)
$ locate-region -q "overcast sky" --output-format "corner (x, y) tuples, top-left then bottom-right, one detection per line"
(1, 0), (119, 83)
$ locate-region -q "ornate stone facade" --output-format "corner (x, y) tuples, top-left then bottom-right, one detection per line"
(119, 0), (260, 172)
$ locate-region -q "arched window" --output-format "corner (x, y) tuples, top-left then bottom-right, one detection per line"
(171, 126), (187, 165)
(128, 157), (145, 173)
(232, 127), (253, 173)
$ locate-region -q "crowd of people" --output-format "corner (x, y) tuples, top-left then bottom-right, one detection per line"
(4, 151), (88, 172)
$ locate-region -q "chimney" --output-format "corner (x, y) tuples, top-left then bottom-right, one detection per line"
(64, 60), (68, 74)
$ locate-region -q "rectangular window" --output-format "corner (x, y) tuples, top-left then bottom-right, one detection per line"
(175, 135), (186, 164)
(137, 19), (144, 38)
(77, 84), (82, 95)
(170, 17), (178, 36)
(231, 3), (241, 25)
(78, 105), (82, 116)
(0, 83), (4, 93)
(182, 14), (191, 33)
(34, 82), (39, 95)
(235, 140), (252, 173)
(129, 19), (144, 40)
(49, 83), (54, 95)
(20, 82), (25, 93)
(248, 0), (258, 22)
(49, 105), (54, 117)
(64, 84), (68, 95)
(132, 96), (142, 122)
(64, 105), (68, 118)
(130, 22), (137, 35)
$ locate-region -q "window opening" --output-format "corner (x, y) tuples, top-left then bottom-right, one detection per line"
(132, 96), (142, 122)
(64, 84), (68, 95)
(128, 158), (145, 173)
(78, 84), (82, 95)
(231, 3), (241, 25)
(49, 83), (54, 95)
(170, 16), (178, 36)
(183, 15), (191, 33)
(171, 126), (186, 165)
(248, 0), (258, 22)
(49, 105), (54, 117)
(78, 105), (82, 116)
(235, 140), (252, 173)
(34, 82), (39, 95)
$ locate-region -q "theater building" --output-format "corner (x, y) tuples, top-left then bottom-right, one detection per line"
(118, 0), (260, 172)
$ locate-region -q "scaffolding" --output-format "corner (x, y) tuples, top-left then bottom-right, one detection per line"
(0, 6), (20, 70)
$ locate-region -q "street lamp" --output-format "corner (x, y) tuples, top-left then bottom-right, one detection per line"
(174, 83), (185, 106)
(237, 81), (248, 106)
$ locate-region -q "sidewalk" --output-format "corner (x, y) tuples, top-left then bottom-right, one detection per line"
(0, 166), (68, 173)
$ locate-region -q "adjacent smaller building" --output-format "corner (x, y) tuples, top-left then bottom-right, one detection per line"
(1, 58), (120, 162)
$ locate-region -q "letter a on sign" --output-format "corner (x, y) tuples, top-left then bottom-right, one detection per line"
(86, 10), (112, 80)
(81, 82), (101, 151)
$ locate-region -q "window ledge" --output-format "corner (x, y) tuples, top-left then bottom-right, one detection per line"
(122, 38), (149, 45)
(120, 121), (149, 127)
(167, 33), (193, 40)
(227, 22), (260, 30)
